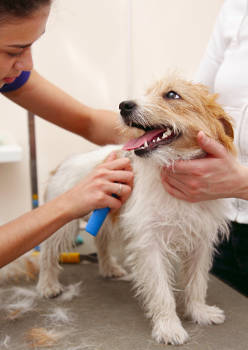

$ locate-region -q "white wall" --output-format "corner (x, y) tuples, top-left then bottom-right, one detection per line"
(0, 0), (224, 224)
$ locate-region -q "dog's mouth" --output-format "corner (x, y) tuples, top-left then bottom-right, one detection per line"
(123, 124), (180, 157)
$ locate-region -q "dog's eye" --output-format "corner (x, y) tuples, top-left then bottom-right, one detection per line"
(163, 91), (181, 100)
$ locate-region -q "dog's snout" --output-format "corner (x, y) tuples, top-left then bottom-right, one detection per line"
(119, 100), (137, 117)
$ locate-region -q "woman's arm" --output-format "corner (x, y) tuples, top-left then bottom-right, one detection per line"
(3, 70), (132, 145)
(0, 153), (133, 267)
(0, 194), (72, 267)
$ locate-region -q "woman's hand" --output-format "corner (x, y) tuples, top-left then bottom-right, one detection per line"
(61, 152), (134, 219)
(161, 131), (248, 202)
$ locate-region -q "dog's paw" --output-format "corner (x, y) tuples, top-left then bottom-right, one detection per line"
(99, 263), (127, 279)
(37, 282), (64, 299)
(116, 273), (134, 282)
(152, 317), (189, 345)
(187, 302), (225, 325)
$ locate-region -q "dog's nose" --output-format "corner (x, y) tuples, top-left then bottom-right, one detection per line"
(119, 100), (137, 116)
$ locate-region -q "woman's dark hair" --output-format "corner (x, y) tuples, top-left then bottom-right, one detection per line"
(0, 0), (51, 18)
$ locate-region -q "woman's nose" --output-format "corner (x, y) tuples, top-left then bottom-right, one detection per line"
(14, 47), (33, 71)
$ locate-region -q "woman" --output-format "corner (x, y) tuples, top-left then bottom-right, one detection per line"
(162, 0), (248, 294)
(0, 0), (135, 267)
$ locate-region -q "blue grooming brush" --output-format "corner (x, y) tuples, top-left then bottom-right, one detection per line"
(85, 192), (120, 236)
(85, 207), (110, 236)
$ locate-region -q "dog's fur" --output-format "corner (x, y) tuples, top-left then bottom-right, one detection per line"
(37, 75), (235, 345)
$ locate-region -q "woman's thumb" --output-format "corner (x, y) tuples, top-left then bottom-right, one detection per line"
(197, 131), (226, 158)
(104, 151), (117, 162)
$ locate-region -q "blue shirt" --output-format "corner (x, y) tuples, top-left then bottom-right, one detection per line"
(0, 71), (31, 93)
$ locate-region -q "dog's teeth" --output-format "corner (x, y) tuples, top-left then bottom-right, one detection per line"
(156, 137), (161, 142)
(161, 129), (172, 139)
(152, 139), (156, 143)
(144, 141), (148, 148)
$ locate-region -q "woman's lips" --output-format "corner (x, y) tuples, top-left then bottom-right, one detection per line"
(3, 77), (16, 84)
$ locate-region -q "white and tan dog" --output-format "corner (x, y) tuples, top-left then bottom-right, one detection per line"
(37, 75), (235, 345)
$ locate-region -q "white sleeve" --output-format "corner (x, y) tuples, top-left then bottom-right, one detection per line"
(195, 1), (230, 91)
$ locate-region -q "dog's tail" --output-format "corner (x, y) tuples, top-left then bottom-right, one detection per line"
(0, 252), (40, 284)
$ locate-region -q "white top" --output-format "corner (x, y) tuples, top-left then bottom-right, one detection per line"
(195, 0), (248, 223)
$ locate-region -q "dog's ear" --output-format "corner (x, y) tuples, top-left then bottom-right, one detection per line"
(205, 92), (234, 139)
(216, 114), (236, 154)
(204, 92), (236, 154)
(210, 94), (234, 140)
(218, 116), (234, 139)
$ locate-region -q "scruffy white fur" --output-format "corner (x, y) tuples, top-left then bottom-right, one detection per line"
(37, 75), (235, 345)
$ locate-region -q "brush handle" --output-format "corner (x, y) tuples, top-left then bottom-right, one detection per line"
(85, 207), (110, 236)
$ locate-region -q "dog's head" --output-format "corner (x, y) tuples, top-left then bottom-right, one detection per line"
(119, 75), (235, 164)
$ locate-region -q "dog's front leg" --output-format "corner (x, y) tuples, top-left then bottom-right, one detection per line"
(182, 242), (225, 325)
(129, 239), (189, 345)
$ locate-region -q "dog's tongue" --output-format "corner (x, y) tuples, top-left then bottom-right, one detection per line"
(123, 129), (164, 151)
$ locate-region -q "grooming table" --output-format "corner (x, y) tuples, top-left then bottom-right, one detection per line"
(0, 263), (247, 349)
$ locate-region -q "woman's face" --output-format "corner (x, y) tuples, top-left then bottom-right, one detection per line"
(0, 4), (50, 88)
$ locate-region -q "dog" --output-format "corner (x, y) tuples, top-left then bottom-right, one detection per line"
(37, 75), (235, 345)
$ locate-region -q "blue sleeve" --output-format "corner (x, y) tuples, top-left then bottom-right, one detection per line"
(0, 71), (31, 93)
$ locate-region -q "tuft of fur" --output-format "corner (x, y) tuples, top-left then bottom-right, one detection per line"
(37, 75), (235, 345)
(0, 286), (38, 320)
(25, 327), (64, 348)
(57, 282), (82, 302)
(0, 335), (11, 348)
(43, 307), (73, 324)
(5, 297), (37, 320)
(0, 253), (40, 284)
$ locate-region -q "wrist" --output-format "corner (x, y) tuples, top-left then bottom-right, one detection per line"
(236, 165), (248, 200)
(49, 193), (75, 223)
(56, 188), (91, 222)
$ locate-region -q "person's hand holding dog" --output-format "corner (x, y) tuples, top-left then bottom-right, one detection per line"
(62, 152), (134, 220)
(161, 131), (248, 202)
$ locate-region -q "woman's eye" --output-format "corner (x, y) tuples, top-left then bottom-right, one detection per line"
(163, 91), (181, 99)
(7, 52), (22, 57)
